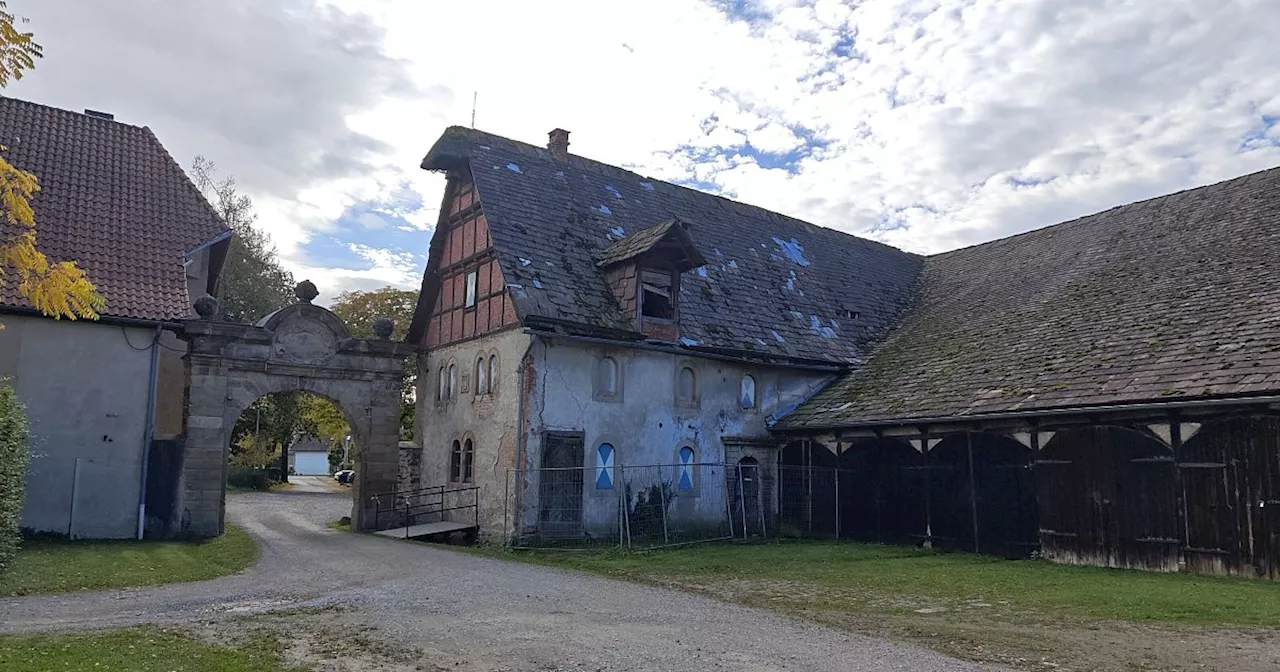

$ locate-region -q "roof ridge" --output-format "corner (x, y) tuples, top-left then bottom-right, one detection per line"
(929, 165), (1280, 260)
(0, 94), (146, 130)
(428, 125), (917, 258)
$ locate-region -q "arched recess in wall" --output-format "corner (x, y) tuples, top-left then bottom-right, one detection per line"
(1038, 426), (1177, 571)
(928, 433), (1037, 558)
(837, 438), (927, 544)
(1179, 415), (1280, 579)
(778, 440), (838, 537)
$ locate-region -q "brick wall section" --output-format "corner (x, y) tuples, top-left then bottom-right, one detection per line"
(425, 178), (519, 349)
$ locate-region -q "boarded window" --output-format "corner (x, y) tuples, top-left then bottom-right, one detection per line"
(677, 446), (696, 492)
(677, 366), (698, 405)
(596, 443), (615, 490)
(740, 375), (756, 409)
(597, 357), (618, 399)
(640, 269), (674, 320)
(464, 270), (478, 308)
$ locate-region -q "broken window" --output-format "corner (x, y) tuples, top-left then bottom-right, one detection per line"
(640, 268), (674, 320)
(740, 375), (756, 409)
(464, 270), (478, 308)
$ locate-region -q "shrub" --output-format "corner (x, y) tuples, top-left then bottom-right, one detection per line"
(0, 382), (29, 574)
(225, 466), (271, 490)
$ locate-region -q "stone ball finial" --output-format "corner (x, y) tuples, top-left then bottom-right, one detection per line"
(372, 317), (395, 340)
(294, 280), (319, 304)
(193, 294), (218, 319)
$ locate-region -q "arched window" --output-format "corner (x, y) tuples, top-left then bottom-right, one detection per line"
(740, 375), (756, 409)
(488, 354), (499, 394)
(437, 366), (446, 402)
(448, 363), (457, 399)
(595, 443), (615, 490)
(677, 366), (698, 405)
(462, 438), (474, 483)
(677, 446), (696, 492)
(475, 355), (488, 395)
(449, 439), (462, 482)
(596, 356), (618, 400)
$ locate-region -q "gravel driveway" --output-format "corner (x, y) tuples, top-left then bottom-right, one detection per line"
(0, 491), (999, 671)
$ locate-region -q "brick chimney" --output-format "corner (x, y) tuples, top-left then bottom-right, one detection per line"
(548, 128), (570, 157)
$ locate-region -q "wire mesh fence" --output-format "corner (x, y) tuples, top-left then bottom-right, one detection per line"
(507, 462), (733, 549)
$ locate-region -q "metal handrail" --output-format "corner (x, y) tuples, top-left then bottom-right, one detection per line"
(369, 484), (480, 537)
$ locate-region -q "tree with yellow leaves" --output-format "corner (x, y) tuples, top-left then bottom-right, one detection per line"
(0, 1), (103, 320)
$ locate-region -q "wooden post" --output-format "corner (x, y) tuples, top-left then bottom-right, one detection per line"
(967, 432), (980, 554)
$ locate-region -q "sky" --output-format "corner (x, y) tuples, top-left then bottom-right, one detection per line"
(9, 0), (1280, 306)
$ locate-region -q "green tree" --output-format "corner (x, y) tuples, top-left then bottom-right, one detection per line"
(328, 286), (417, 440)
(0, 3), (103, 322)
(188, 156), (294, 323)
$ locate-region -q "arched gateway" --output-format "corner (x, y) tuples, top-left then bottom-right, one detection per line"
(179, 282), (413, 536)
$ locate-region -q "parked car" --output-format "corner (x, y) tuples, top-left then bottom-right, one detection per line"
(334, 469), (355, 485)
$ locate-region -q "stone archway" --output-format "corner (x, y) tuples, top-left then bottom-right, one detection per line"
(178, 283), (412, 536)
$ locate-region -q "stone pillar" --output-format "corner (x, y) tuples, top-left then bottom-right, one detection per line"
(181, 355), (230, 537)
(352, 377), (405, 530)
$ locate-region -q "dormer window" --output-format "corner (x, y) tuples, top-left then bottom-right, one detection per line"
(640, 269), (675, 320)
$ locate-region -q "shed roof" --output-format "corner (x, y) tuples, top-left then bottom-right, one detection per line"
(0, 97), (228, 321)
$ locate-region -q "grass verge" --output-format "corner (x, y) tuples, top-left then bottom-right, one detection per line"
(2, 524), (258, 596)
(0, 626), (302, 672)
(469, 540), (1280, 627)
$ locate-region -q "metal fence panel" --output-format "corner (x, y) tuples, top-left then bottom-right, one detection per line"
(507, 463), (733, 549)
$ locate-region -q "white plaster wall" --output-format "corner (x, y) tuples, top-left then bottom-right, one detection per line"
(520, 338), (830, 539)
(0, 316), (153, 538)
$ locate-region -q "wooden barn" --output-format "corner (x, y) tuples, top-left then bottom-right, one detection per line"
(774, 168), (1280, 578)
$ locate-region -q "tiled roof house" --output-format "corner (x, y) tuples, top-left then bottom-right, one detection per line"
(0, 97), (229, 540)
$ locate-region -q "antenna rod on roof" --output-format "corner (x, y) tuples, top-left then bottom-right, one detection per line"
(471, 91), (477, 128)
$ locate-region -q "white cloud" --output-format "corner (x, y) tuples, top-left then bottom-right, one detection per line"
(14, 0), (1280, 298)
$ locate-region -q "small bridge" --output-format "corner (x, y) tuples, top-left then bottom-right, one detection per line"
(368, 484), (479, 541)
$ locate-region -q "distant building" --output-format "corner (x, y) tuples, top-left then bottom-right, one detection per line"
(288, 437), (331, 476)
(0, 98), (229, 539)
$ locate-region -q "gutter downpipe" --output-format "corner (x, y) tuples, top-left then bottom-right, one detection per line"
(773, 393), (1280, 434)
(136, 324), (163, 540)
(511, 332), (539, 545)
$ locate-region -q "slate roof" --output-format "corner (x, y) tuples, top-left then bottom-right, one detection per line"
(597, 219), (704, 270)
(417, 127), (922, 365)
(779, 167), (1280, 429)
(0, 97), (228, 321)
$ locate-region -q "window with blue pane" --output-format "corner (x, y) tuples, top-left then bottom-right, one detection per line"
(595, 443), (615, 489)
(677, 446), (695, 492)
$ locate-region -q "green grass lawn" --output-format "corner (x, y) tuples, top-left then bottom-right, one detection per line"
(2, 524), (258, 596)
(0, 627), (302, 672)
(479, 540), (1280, 627)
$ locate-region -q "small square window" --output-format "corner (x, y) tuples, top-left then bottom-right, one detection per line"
(464, 271), (478, 308)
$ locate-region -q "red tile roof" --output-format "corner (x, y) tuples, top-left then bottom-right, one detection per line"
(0, 97), (228, 321)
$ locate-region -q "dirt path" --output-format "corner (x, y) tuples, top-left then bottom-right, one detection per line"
(0, 491), (996, 671)
(282, 475), (347, 494)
